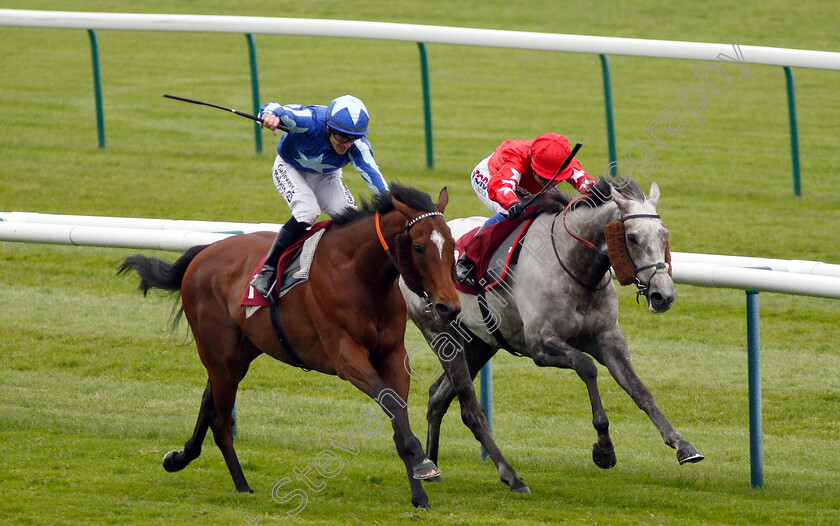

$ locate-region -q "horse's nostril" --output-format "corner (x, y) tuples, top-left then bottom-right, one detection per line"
(435, 303), (461, 322)
(649, 291), (674, 311)
(434, 303), (451, 319)
(650, 292), (664, 303)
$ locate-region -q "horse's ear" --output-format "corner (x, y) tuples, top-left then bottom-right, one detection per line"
(647, 182), (660, 210)
(436, 187), (449, 213)
(609, 185), (631, 215)
(392, 196), (414, 221)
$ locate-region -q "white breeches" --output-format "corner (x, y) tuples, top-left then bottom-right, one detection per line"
(271, 155), (357, 224)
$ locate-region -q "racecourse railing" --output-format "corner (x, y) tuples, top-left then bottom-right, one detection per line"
(2, 9), (840, 193)
(3, 212), (840, 489)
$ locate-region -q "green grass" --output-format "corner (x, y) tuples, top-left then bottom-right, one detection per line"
(2, 1), (839, 524)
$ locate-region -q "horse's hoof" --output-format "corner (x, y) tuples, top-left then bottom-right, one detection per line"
(423, 475), (442, 483)
(237, 486), (255, 494)
(163, 450), (183, 472)
(412, 497), (431, 509)
(412, 459), (441, 480)
(677, 444), (705, 464)
(592, 443), (617, 469)
(510, 481), (531, 494)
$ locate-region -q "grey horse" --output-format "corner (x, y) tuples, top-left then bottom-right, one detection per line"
(401, 177), (703, 494)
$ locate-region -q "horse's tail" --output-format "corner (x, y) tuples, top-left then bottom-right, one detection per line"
(118, 244), (209, 335)
(117, 244), (209, 295)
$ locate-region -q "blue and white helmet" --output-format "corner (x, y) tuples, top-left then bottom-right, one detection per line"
(326, 95), (370, 136)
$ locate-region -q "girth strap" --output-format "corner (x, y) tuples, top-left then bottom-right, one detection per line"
(268, 298), (310, 372)
(476, 289), (525, 357)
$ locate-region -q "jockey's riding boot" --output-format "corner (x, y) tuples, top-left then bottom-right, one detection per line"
(250, 217), (310, 299)
(455, 252), (477, 288)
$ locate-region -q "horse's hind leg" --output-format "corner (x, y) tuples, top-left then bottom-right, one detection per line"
(207, 362), (254, 493)
(539, 331), (616, 469)
(191, 324), (259, 493)
(425, 373), (457, 466)
(434, 339), (529, 493)
(425, 343), (496, 466)
(163, 379), (214, 473)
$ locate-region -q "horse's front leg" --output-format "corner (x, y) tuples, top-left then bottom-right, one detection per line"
(537, 329), (617, 469)
(590, 327), (704, 464)
(375, 346), (443, 509)
(339, 340), (436, 508)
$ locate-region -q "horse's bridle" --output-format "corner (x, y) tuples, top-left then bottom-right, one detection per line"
(375, 210), (445, 309)
(554, 196), (670, 301)
(612, 213), (670, 302)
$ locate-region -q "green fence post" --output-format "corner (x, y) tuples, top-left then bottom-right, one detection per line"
(87, 29), (105, 149)
(746, 290), (764, 489)
(599, 54), (617, 174)
(480, 359), (493, 460)
(417, 43), (434, 169)
(246, 34), (262, 154)
(783, 67), (801, 196)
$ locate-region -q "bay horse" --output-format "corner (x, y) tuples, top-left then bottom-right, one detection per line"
(118, 184), (460, 508)
(401, 177), (703, 494)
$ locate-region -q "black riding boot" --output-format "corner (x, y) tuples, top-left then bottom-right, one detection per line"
(250, 217), (310, 298)
(455, 252), (477, 287)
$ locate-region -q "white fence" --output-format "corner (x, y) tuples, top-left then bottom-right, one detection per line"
(2, 9), (840, 69)
(3, 212), (840, 298)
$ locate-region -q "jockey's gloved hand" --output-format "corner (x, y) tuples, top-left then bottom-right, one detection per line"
(506, 201), (525, 219)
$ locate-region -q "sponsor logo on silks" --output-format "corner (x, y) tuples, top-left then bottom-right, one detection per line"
(472, 170), (490, 193)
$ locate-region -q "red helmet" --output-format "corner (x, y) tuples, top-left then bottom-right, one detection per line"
(530, 133), (573, 181)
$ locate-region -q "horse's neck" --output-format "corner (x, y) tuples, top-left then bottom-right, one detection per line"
(339, 213), (401, 292)
(539, 205), (616, 286)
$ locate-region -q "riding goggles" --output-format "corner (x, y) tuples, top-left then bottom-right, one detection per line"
(331, 129), (363, 143)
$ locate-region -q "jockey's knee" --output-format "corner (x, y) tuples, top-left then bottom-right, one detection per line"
(290, 204), (320, 225)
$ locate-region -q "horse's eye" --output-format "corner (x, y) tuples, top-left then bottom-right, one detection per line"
(413, 243), (424, 255)
(627, 233), (639, 245)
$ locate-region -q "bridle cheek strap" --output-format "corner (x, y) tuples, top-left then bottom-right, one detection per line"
(395, 233), (426, 298)
(375, 211), (397, 267)
(375, 210), (439, 303)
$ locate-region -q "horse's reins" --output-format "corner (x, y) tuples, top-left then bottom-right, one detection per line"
(554, 196), (669, 300)
(375, 210), (445, 309)
(550, 196), (611, 291)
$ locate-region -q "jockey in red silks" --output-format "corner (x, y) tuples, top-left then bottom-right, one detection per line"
(457, 132), (597, 284)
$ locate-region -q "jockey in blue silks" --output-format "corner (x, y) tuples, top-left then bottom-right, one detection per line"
(250, 95), (389, 298)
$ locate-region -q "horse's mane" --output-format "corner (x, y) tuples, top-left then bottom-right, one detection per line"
(536, 177), (645, 214)
(331, 183), (436, 225)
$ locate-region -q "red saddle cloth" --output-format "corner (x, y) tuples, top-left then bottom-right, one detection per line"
(455, 214), (535, 295)
(242, 220), (332, 307)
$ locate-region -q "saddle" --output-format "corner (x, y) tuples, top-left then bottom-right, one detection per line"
(240, 220), (332, 371)
(454, 212), (536, 295)
(242, 220), (331, 310)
